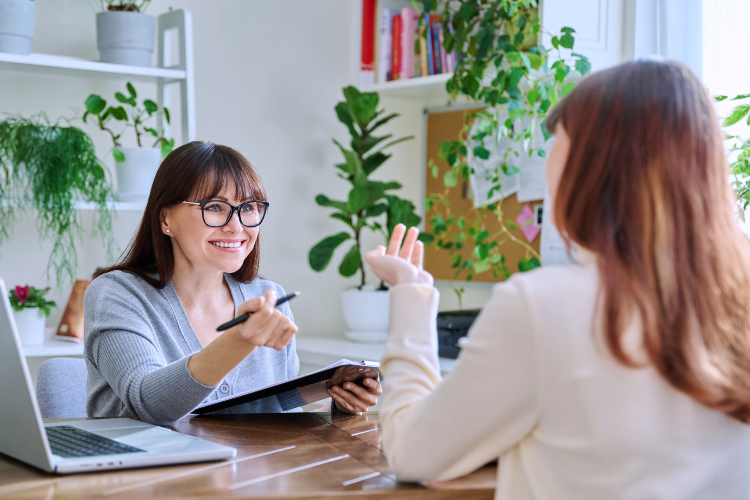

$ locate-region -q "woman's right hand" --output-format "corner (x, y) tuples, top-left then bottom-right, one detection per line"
(364, 224), (434, 287)
(233, 289), (298, 350)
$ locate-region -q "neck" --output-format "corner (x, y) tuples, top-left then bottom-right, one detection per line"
(171, 260), (232, 313)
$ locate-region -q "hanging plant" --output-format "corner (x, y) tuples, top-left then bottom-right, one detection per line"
(417, 0), (591, 306)
(0, 114), (115, 286)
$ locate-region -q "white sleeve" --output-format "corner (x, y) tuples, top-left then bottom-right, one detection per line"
(379, 280), (541, 482)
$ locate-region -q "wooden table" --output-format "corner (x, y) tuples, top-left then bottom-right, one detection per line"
(0, 412), (496, 499)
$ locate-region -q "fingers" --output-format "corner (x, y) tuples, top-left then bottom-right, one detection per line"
(412, 240), (425, 269)
(363, 245), (386, 266)
(328, 384), (373, 413)
(399, 227), (420, 261)
(386, 224), (406, 256)
(237, 288), (276, 316)
(234, 288), (299, 350)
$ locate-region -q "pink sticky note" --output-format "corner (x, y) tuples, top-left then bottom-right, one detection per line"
(516, 203), (541, 243)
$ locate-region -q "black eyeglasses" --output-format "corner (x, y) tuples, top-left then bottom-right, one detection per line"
(182, 200), (269, 228)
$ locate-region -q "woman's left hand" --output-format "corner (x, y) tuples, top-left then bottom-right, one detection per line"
(327, 366), (382, 414)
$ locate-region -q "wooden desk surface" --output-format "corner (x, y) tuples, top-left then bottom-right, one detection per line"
(0, 412), (496, 499)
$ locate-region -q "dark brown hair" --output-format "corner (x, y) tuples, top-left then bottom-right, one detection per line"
(94, 141), (267, 288)
(546, 60), (750, 422)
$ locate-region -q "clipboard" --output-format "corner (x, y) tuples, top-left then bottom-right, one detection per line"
(192, 359), (380, 415)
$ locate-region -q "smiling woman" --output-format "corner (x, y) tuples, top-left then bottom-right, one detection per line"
(83, 141), (382, 425)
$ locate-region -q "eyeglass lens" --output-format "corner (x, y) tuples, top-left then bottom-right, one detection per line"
(202, 201), (267, 227)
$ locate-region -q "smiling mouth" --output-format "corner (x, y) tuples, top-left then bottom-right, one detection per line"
(209, 241), (245, 248)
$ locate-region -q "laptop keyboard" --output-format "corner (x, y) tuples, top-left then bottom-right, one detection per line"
(45, 425), (145, 458)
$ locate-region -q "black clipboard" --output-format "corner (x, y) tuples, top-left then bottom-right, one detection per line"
(192, 359), (380, 415)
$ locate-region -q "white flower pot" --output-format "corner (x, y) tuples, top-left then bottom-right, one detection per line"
(12, 307), (45, 346)
(115, 147), (162, 201)
(96, 11), (155, 67)
(0, 0), (35, 55)
(341, 288), (389, 343)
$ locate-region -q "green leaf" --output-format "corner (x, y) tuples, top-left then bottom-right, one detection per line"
(562, 82), (576, 97)
(85, 95), (107, 115)
(113, 149), (126, 162)
(551, 36), (559, 49)
(315, 194), (348, 211)
(362, 151), (389, 175)
(164, 107), (171, 125)
(574, 58), (591, 75)
(560, 33), (575, 49)
(365, 203), (388, 218)
(109, 106), (127, 121)
(344, 86), (379, 128)
(561, 27), (576, 34)
(386, 195), (421, 236)
(126, 82), (137, 98)
(444, 169), (458, 187)
(473, 145), (491, 160)
(348, 186), (370, 213)
(335, 101), (358, 137)
(418, 233), (435, 245)
(330, 212), (352, 226)
(526, 52), (542, 70)
(367, 112), (399, 133)
(507, 220), (518, 229)
(115, 92), (130, 104)
(518, 257), (541, 272)
(732, 94), (750, 100)
(143, 99), (158, 114)
(338, 245), (362, 277)
(723, 105), (750, 126)
(715, 95), (728, 102)
(309, 232), (350, 271)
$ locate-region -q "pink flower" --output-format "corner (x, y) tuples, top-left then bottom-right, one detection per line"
(15, 285), (29, 303)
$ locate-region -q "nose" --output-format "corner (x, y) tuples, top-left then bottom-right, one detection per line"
(223, 208), (243, 233)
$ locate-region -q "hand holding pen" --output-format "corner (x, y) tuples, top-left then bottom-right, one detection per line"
(222, 289), (300, 350)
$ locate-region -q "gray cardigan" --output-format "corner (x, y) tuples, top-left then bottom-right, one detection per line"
(83, 270), (306, 425)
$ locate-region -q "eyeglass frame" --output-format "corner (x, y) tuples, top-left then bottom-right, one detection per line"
(181, 200), (270, 228)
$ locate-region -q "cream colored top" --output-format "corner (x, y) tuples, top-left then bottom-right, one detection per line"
(380, 261), (750, 500)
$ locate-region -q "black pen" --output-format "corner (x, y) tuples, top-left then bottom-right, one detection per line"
(216, 291), (300, 332)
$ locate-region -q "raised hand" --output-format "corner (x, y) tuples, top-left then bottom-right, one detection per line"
(363, 224), (434, 287)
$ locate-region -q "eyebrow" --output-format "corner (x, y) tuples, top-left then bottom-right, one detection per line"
(211, 196), (254, 202)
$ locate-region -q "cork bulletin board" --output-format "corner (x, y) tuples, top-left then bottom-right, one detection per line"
(423, 107), (543, 284)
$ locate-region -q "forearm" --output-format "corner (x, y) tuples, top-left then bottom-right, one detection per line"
(187, 327), (257, 386)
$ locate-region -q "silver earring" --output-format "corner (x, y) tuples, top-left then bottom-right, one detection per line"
(166, 229), (170, 233)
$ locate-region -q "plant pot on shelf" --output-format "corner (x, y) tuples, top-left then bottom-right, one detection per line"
(115, 147), (162, 201)
(12, 307), (45, 346)
(0, 0), (35, 55)
(341, 288), (389, 343)
(96, 11), (155, 67)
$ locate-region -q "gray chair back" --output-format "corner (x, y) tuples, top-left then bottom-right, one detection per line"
(35, 358), (88, 418)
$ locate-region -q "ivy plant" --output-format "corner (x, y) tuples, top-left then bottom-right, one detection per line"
(309, 86), (421, 289)
(0, 114), (115, 286)
(418, 0), (591, 303)
(84, 81), (174, 163)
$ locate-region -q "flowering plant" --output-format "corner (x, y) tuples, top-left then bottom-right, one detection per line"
(9, 285), (56, 317)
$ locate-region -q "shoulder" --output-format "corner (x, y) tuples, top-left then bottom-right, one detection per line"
(490, 262), (598, 305)
(228, 275), (286, 301)
(84, 270), (159, 311)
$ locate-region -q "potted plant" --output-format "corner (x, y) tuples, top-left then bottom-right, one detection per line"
(418, 1), (591, 306)
(9, 285), (56, 346)
(309, 86), (421, 342)
(92, 0), (155, 67)
(0, 0), (34, 55)
(0, 113), (115, 286)
(84, 81), (173, 201)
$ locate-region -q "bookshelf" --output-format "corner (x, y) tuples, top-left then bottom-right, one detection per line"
(361, 73), (451, 99)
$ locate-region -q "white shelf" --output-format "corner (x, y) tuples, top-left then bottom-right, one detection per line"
(0, 52), (186, 82)
(296, 336), (456, 373)
(362, 73), (452, 100)
(23, 339), (84, 357)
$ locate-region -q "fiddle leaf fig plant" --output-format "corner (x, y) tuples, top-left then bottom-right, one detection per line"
(84, 81), (174, 163)
(309, 86), (421, 288)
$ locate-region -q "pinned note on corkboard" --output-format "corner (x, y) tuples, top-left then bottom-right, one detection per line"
(423, 107), (543, 284)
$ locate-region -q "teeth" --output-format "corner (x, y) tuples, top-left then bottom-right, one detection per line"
(210, 241), (242, 248)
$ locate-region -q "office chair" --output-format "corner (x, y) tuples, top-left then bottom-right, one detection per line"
(35, 358), (88, 418)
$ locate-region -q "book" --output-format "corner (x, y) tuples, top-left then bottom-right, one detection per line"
(425, 13), (434, 75)
(377, 8), (397, 83)
(419, 30), (428, 76)
(192, 359), (380, 414)
(55, 280), (90, 343)
(438, 23), (447, 74)
(391, 13), (402, 80)
(359, 0), (377, 85)
(431, 18), (442, 74)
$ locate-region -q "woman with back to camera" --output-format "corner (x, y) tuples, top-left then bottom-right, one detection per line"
(84, 142), (381, 425)
(364, 59), (750, 499)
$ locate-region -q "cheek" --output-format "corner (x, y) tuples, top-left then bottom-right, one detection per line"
(545, 144), (566, 198)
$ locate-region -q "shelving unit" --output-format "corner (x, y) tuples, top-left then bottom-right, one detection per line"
(361, 73), (451, 99)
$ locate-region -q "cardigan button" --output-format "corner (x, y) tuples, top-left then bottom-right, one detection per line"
(219, 384), (229, 394)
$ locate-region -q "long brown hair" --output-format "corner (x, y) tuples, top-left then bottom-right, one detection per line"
(546, 60), (750, 422)
(94, 141), (267, 288)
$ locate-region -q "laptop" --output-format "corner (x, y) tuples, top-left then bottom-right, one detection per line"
(0, 277), (236, 474)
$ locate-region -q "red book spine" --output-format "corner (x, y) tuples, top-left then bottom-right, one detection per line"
(429, 13), (440, 76)
(391, 14), (402, 80)
(360, 0), (376, 72)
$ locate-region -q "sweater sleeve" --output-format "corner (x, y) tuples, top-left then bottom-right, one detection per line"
(85, 276), (217, 425)
(278, 286), (306, 412)
(380, 280), (541, 482)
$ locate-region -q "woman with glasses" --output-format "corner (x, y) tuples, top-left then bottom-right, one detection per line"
(84, 142), (381, 425)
